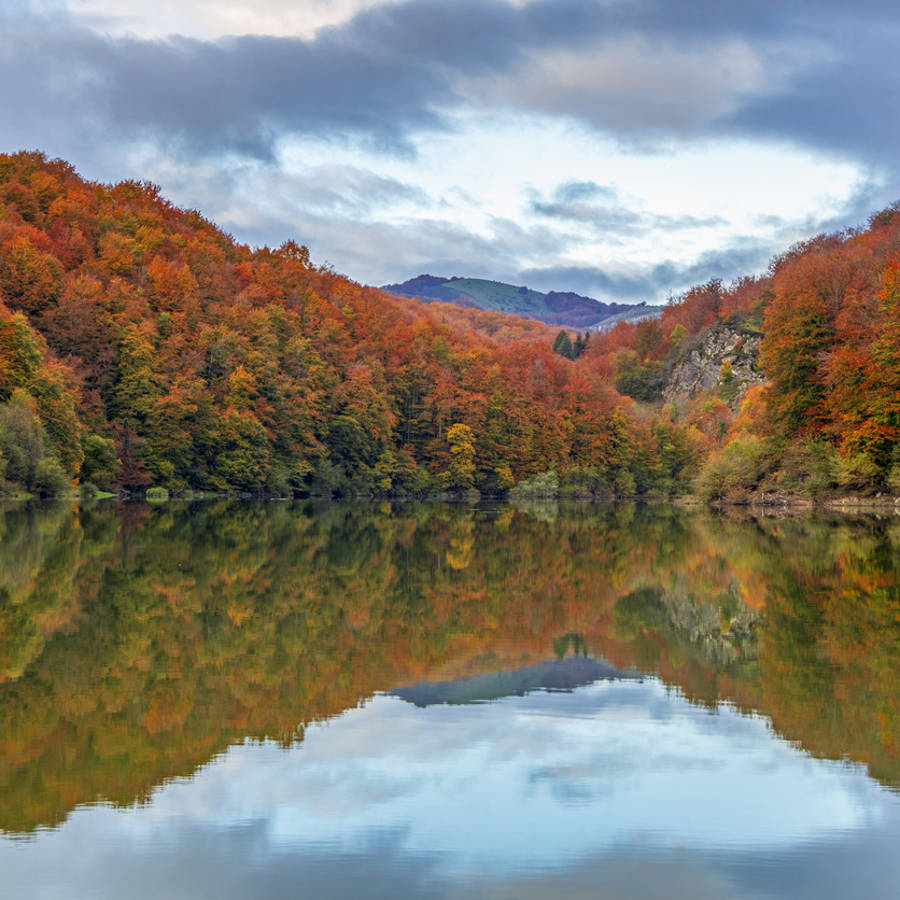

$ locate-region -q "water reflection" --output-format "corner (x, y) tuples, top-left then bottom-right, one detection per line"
(3, 684), (899, 899)
(0, 500), (899, 897)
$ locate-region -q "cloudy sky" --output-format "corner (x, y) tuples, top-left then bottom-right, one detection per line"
(2, 1), (899, 301)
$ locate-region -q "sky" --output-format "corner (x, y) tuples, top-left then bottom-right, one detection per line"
(2, 0), (899, 302)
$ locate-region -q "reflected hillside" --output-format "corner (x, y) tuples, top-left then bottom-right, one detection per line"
(0, 501), (898, 834)
(392, 656), (639, 707)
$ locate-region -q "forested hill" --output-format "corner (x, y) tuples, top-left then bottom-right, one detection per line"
(1, 151), (899, 501)
(0, 152), (660, 497)
(581, 204), (900, 500)
(381, 274), (650, 328)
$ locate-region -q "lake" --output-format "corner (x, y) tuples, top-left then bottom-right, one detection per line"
(1, 500), (898, 898)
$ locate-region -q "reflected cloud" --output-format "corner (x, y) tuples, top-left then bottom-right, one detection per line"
(2, 677), (898, 899)
(27, 681), (891, 859)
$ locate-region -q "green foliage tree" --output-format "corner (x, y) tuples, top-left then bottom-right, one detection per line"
(552, 330), (574, 360)
(613, 349), (664, 402)
(669, 323), (688, 348)
(31, 456), (69, 496)
(573, 331), (589, 358)
(81, 434), (121, 490)
(0, 390), (48, 490)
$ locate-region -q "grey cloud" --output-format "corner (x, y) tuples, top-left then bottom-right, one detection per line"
(654, 240), (774, 288)
(4, 0), (900, 171)
(789, 176), (900, 237)
(0, 5), (457, 160)
(254, 166), (429, 216)
(160, 159), (580, 283)
(1, 0), (558, 160)
(485, 37), (777, 140)
(528, 181), (637, 236)
(658, 213), (728, 230)
(519, 265), (663, 304)
(529, 182), (726, 238)
(723, 40), (900, 170)
(520, 239), (774, 303)
(530, 200), (642, 233)
(80, 147), (871, 301)
(755, 213), (787, 229)
(555, 181), (618, 204)
(4, 0), (899, 304)
(188, 157), (846, 298)
(750, 179), (899, 255)
(214, 201), (577, 287)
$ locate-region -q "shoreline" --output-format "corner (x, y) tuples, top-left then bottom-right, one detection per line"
(676, 491), (900, 514)
(2, 489), (899, 516)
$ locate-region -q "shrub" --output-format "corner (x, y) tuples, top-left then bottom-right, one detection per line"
(32, 457), (70, 497)
(885, 468), (900, 496)
(775, 439), (839, 496)
(559, 466), (610, 499)
(145, 486), (170, 502)
(509, 470), (559, 500)
(694, 437), (769, 500)
(835, 452), (880, 492)
(81, 434), (121, 490)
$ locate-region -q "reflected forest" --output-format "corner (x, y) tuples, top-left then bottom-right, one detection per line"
(1, 500), (899, 836)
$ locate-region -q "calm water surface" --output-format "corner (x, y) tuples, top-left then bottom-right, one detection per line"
(1, 501), (898, 898)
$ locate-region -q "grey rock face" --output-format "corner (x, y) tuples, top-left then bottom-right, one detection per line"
(661, 324), (763, 404)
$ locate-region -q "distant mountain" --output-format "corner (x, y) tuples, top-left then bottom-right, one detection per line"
(380, 274), (660, 329)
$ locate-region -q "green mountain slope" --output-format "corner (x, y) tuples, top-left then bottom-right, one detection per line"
(445, 278), (547, 314)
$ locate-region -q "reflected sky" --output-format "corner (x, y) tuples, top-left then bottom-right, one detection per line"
(4, 675), (899, 900)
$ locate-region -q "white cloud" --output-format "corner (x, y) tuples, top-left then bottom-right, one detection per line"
(67, 0), (393, 39)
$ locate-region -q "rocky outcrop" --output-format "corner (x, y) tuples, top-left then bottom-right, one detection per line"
(659, 586), (760, 668)
(661, 322), (764, 405)
(616, 581), (760, 670)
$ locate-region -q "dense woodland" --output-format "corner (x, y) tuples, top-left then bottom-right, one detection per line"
(0, 151), (898, 499)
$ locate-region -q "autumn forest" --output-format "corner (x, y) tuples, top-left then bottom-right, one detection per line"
(0, 151), (899, 501)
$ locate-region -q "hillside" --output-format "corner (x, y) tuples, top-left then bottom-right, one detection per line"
(586, 208), (900, 500)
(1, 151), (899, 503)
(0, 152), (677, 498)
(381, 274), (651, 328)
